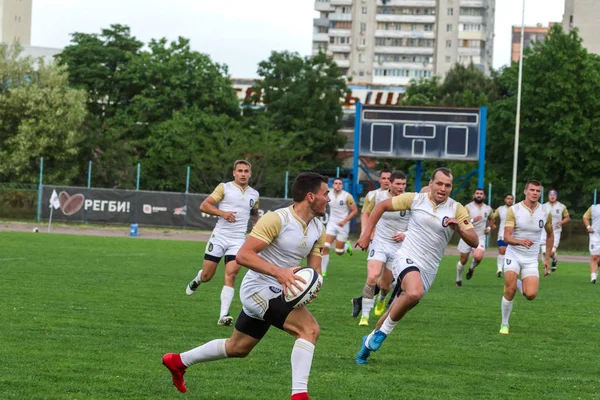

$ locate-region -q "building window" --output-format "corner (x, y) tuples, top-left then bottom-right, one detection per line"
(411, 24), (417, 31)
(359, 54), (365, 63)
(360, 38), (367, 46)
(360, 22), (366, 33)
(424, 24), (433, 31)
(448, 8), (454, 16)
(362, 6), (367, 14)
(446, 40), (452, 48)
(447, 24), (452, 32)
(359, 70), (365, 76)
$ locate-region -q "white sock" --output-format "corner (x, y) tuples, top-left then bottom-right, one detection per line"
(197, 269), (203, 283)
(456, 262), (465, 281)
(380, 315), (399, 335)
(343, 242), (349, 252)
(470, 259), (479, 270)
(516, 279), (523, 295)
(362, 297), (374, 318)
(497, 255), (504, 272)
(291, 338), (315, 396)
(220, 286), (235, 317)
(501, 296), (513, 326)
(377, 291), (387, 302)
(591, 273), (598, 281)
(180, 338), (228, 367)
(321, 254), (330, 274)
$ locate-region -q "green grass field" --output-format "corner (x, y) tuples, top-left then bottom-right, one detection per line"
(0, 232), (598, 400)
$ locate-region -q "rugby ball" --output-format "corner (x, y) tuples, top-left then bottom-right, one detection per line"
(283, 267), (323, 308)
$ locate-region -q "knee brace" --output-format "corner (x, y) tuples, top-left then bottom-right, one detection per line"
(335, 248), (344, 255)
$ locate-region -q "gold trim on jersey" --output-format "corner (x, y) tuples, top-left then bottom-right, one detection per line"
(232, 181), (250, 194)
(427, 193), (449, 211)
(289, 205), (309, 234)
(251, 293), (268, 312)
(521, 202), (540, 216)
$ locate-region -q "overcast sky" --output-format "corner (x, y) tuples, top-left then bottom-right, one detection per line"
(32, 0), (565, 78)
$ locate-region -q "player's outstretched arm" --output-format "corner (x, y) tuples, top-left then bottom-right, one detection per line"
(356, 199), (394, 249)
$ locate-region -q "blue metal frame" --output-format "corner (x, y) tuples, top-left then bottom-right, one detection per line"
(478, 106), (487, 188)
(36, 157), (43, 222)
(351, 102), (362, 203)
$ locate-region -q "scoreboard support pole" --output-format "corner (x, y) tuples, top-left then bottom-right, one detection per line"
(352, 102), (362, 203)
(477, 106), (487, 188)
(415, 160), (423, 192)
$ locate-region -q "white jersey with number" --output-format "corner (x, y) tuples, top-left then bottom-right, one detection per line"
(542, 201), (569, 233)
(505, 202), (552, 260)
(390, 193), (473, 273)
(244, 206), (326, 286)
(464, 201), (492, 237)
(365, 189), (411, 244)
(328, 190), (355, 224)
(584, 205), (600, 243)
(210, 182), (259, 241)
(493, 205), (509, 240)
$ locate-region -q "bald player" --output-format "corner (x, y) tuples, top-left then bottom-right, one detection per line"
(499, 180), (553, 335)
(354, 168), (478, 364)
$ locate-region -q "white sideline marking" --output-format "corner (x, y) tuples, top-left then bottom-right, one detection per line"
(0, 257), (26, 262)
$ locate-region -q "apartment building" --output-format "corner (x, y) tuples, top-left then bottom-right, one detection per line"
(511, 24), (551, 63)
(312, 0), (495, 85)
(563, 0), (600, 56)
(0, 0), (33, 45)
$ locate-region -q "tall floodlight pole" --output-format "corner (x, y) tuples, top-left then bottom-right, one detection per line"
(511, 0), (526, 197)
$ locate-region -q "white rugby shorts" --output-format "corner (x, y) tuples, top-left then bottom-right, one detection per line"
(325, 221), (350, 242)
(503, 248), (539, 279)
(205, 233), (245, 258)
(367, 238), (402, 269)
(457, 235), (486, 254)
(391, 252), (437, 295)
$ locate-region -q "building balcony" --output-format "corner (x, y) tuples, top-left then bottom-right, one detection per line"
(382, 0), (436, 6)
(329, 28), (352, 37)
(374, 30), (435, 39)
(334, 59), (350, 68)
(313, 33), (329, 42)
(331, 0), (353, 5)
(375, 61), (434, 70)
(458, 31), (486, 41)
(315, 1), (335, 12)
(373, 76), (412, 85)
(374, 46), (434, 55)
(330, 44), (352, 53)
(376, 15), (436, 24)
(458, 15), (485, 24)
(314, 18), (330, 28)
(329, 13), (353, 21)
(460, 0), (486, 7)
(458, 47), (484, 56)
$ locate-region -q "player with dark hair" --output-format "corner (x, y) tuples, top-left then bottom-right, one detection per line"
(321, 177), (358, 277)
(185, 160), (259, 326)
(583, 204), (600, 283)
(352, 166), (392, 318)
(456, 188), (493, 285)
(540, 189), (570, 272)
(164, 172), (329, 400)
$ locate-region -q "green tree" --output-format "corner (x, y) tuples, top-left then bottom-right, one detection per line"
(487, 25), (600, 210)
(251, 51), (348, 167)
(0, 44), (87, 184)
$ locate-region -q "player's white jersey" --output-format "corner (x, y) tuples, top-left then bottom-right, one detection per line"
(328, 190), (355, 224)
(493, 205), (509, 240)
(210, 182), (259, 240)
(362, 189), (384, 213)
(542, 201), (569, 233)
(365, 189), (410, 244)
(390, 193), (473, 273)
(464, 201), (492, 237)
(245, 206), (326, 286)
(584, 205), (600, 242)
(505, 202), (552, 259)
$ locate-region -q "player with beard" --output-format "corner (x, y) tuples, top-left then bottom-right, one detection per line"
(456, 188), (494, 286)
